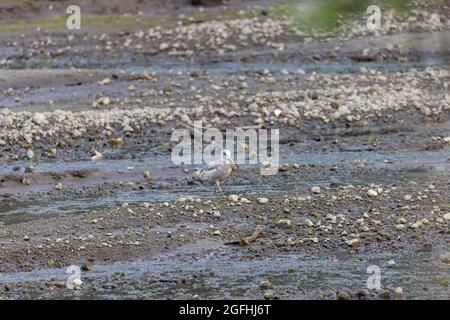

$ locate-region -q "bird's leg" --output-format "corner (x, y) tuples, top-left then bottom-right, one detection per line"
(216, 181), (222, 193)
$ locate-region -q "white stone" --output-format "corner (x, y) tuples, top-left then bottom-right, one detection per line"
(311, 186), (321, 194)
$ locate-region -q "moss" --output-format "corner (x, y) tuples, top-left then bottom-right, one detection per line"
(0, 6), (264, 33)
(27, 0), (40, 12)
(0, 14), (165, 33)
(441, 279), (449, 288)
(304, 227), (313, 236)
(273, 213), (284, 221)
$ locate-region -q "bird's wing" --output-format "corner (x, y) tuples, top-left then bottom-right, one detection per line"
(199, 163), (221, 174)
(204, 158), (225, 170)
(197, 160), (226, 180)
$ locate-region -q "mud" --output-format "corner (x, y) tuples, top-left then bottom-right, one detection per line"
(0, 0), (449, 300)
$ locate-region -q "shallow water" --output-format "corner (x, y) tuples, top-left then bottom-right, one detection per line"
(1, 241), (448, 299)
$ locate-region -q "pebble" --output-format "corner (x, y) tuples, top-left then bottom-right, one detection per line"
(396, 217), (407, 224)
(410, 221), (422, 229)
(357, 289), (370, 299)
(304, 219), (314, 227)
(144, 171), (152, 181)
(258, 197), (269, 204)
(263, 291), (275, 300)
(26, 149), (34, 159)
(228, 194), (239, 202)
(337, 291), (350, 300)
(403, 194), (412, 201)
(346, 238), (359, 247)
(98, 78), (111, 85)
(259, 281), (273, 289)
(72, 278), (83, 290)
(91, 150), (103, 161)
(394, 287), (403, 297)
(240, 197), (251, 204)
(379, 289), (391, 300)
(82, 260), (94, 271)
(276, 219), (292, 229)
(367, 189), (378, 197)
(384, 260), (396, 268)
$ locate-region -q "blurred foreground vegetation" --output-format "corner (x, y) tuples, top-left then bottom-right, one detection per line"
(272, 0), (446, 31)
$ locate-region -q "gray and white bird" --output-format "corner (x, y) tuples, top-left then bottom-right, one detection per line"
(197, 149), (238, 195)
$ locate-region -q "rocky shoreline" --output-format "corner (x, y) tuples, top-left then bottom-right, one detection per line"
(0, 0), (449, 300)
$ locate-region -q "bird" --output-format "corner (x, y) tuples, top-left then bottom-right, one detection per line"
(197, 149), (238, 195)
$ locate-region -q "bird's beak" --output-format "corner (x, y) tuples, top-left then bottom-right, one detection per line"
(228, 156), (239, 169)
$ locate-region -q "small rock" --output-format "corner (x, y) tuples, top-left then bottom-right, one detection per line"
(26, 149), (34, 160)
(258, 197), (269, 204)
(82, 260), (94, 271)
(357, 289), (370, 299)
(98, 78), (111, 85)
(94, 96), (110, 107)
(144, 171), (152, 181)
(263, 291), (275, 300)
(379, 289), (391, 300)
(91, 150), (102, 161)
(190, 70), (203, 78)
(108, 137), (123, 147)
(367, 189), (378, 197)
(228, 194), (239, 202)
(337, 291), (350, 300)
(159, 43), (169, 51)
(410, 221), (422, 229)
(72, 278), (83, 290)
(346, 238), (359, 247)
(311, 186), (321, 194)
(276, 219), (292, 229)
(163, 84), (173, 93)
(259, 281), (273, 289)
(396, 217), (407, 224)
(394, 287), (403, 297)
(384, 260), (396, 268)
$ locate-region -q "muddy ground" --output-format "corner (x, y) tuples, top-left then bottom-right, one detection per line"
(0, 0), (449, 300)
